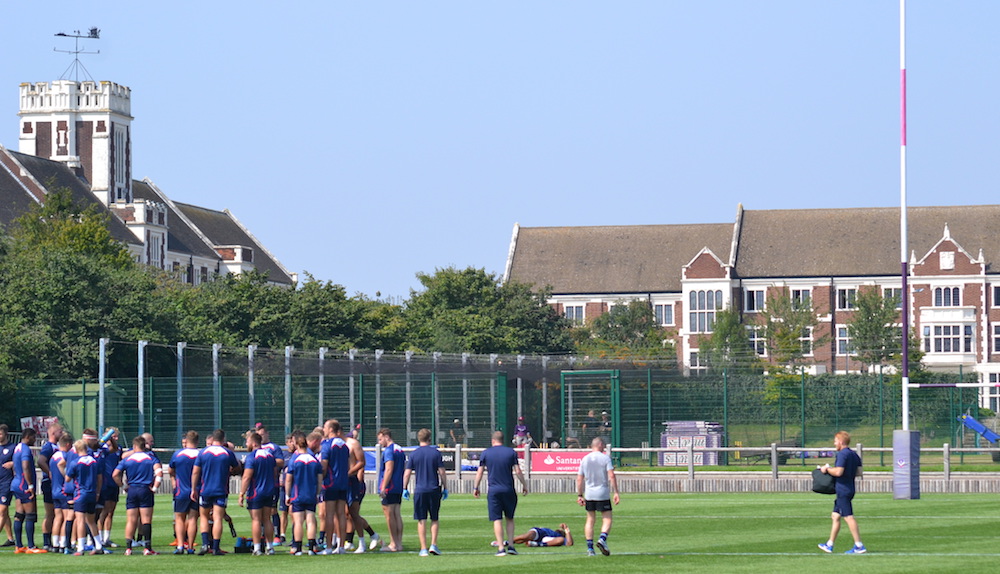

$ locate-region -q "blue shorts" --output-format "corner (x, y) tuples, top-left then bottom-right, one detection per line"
(278, 489), (288, 512)
(348, 478), (365, 506)
(99, 485), (120, 504)
(174, 497), (198, 514)
(412, 490), (441, 521)
(73, 495), (97, 515)
(246, 495), (271, 511)
(52, 497), (69, 510)
(833, 493), (855, 517)
(487, 491), (517, 522)
(0, 484), (11, 506)
(291, 502), (316, 514)
(323, 487), (348, 502)
(12, 486), (33, 503)
(381, 492), (402, 506)
(41, 478), (53, 504)
(126, 488), (155, 509)
(199, 495), (228, 509)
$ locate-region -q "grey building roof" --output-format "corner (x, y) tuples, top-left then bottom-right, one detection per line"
(2, 150), (141, 246)
(0, 156), (40, 229)
(734, 205), (1000, 278)
(174, 202), (295, 285)
(131, 180), (220, 261)
(506, 223), (735, 294)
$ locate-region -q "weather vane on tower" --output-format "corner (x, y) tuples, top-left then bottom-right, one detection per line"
(54, 27), (101, 82)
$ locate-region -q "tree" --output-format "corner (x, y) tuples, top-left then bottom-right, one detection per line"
(847, 287), (902, 373)
(702, 307), (760, 373)
(757, 291), (822, 370)
(575, 300), (676, 363)
(402, 267), (573, 354)
(0, 189), (177, 384)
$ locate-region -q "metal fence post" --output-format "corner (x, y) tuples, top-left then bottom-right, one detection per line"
(98, 337), (108, 431)
(318, 347), (326, 427)
(248, 344), (257, 429)
(138, 340), (148, 434)
(176, 342), (185, 442)
(284, 346), (293, 436)
(212, 344), (222, 430)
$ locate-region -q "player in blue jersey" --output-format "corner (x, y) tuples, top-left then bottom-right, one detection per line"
(11, 428), (46, 553)
(111, 435), (163, 556)
(96, 428), (122, 549)
(168, 430), (200, 554)
(377, 427), (406, 552)
(192, 429), (241, 556)
(0, 423), (18, 547)
(403, 428), (448, 557)
(49, 434), (73, 554)
(286, 431), (322, 555)
(240, 431), (277, 555)
(37, 422), (63, 551)
(253, 423), (285, 543)
(511, 523), (574, 547)
(66, 439), (106, 555)
(321, 419), (350, 554)
(114, 435), (162, 555)
(345, 430), (380, 552)
(818, 430), (866, 555)
(474, 430), (528, 556)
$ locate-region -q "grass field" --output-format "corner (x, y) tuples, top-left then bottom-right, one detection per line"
(4, 491), (999, 573)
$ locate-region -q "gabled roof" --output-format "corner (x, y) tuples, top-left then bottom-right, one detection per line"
(734, 205), (1000, 278)
(173, 202), (295, 285)
(0, 151), (41, 229)
(506, 223), (735, 294)
(131, 180), (220, 261)
(1, 149), (140, 246)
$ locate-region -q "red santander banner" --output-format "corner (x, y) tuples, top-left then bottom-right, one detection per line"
(528, 449), (589, 473)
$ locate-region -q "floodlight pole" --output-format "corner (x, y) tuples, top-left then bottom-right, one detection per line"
(899, 0), (910, 431)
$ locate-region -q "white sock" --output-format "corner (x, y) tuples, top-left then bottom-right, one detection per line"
(101, 529), (110, 542)
(827, 540), (834, 546)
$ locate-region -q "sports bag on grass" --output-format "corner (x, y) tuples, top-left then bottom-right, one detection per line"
(811, 468), (836, 494)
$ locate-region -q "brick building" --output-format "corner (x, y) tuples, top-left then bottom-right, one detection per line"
(1, 79), (294, 286)
(504, 204), (1000, 410)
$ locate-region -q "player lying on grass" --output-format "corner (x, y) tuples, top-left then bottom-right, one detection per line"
(492, 523), (574, 547)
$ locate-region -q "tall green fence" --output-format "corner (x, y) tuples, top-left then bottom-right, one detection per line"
(15, 368), (986, 461)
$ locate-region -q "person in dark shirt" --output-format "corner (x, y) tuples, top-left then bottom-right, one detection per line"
(817, 430), (866, 554)
(0, 423), (17, 547)
(449, 419), (465, 448)
(474, 430), (528, 556)
(403, 428), (447, 557)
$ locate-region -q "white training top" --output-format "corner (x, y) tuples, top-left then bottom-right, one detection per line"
(578, 451), (613, 501)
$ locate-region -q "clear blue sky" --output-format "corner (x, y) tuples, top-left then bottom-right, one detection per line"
(4, 2), (998, 300)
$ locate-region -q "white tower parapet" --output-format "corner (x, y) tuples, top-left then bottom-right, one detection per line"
(18, 80), (133, 205)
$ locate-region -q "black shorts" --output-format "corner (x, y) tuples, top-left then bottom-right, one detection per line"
(584, 499), (613, 512)
(174, 497), (198, 514)
(291, 502), (316, 514)
(381, 492), (402, 506)
(412, 490), (441, 521)
(199, 495), (228, 509)
(348, 477), (365, 506)
(41, 478), (53, 504)
(126, 488), (155, 509)
(487, 491), (517, 522)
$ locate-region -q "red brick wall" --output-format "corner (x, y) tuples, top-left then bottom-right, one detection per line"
(36, 122), (52, 158)
(685, 252), (726, 279)
(76, 121), (93, 186)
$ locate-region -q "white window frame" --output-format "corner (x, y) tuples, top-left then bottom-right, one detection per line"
(791, 289), (811, 310)
(744, 289), (765, 313)
(564, 305), (584, 326)
(800, 326), (814, 356)
(933, 287), (961, 307)
(747, 325), (766, 356)
(654, 303), (674, 326)
(836, 325), (854, 356)
(837, 288), (857, 310)
(923, 324), (973, 353)
(883, 287), (903, 309)
(689, 290), (723, 334)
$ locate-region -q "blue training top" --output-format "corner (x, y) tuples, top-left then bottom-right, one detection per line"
(480, 445), (519, 494)
(12, 442), (35, 495)
(194, 445), (240, 498)
(116, 450), (158, 488)
(405, 445), (444, 494)
(287, 452), (322, 505)
(321, 437), (350, 491)
(169, 448), (199, 500)
(378, 443), (406, 495)
(245, 448), (277, 501)
(834, 447), (862, 496)
(66, 453), (102, 498)
(0, 441), (15, 489)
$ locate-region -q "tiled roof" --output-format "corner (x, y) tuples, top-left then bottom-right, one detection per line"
(131, 180), (220, 260)
(506, 223), (735, 294)
(174, 202), (295, 285)
(4, 150), (141, 246)
(735, 205), (1000, 278)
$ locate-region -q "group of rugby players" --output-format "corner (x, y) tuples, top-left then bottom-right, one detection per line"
(0, 420), (385, 557)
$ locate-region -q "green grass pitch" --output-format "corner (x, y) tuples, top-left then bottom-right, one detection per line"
(5, 491), (999, 573)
